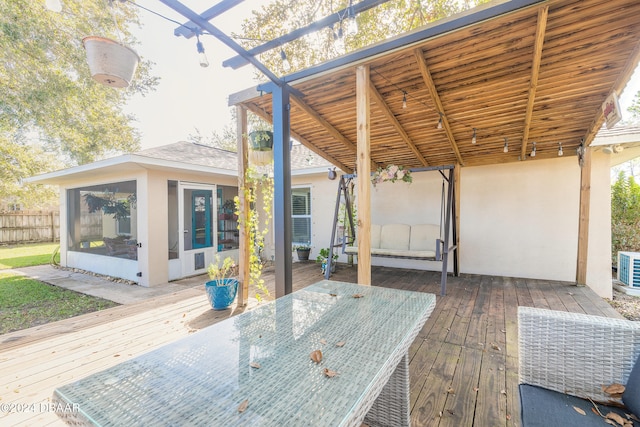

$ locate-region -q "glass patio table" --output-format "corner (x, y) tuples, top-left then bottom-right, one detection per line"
(53, 280), (436, 426)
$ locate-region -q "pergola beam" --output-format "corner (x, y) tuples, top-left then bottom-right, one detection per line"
(174, 0), (244, 38)
(414, 48), (465, 166)
(223, 0), (391, 70)
(520, 5), (548, 160)
(368, 81), (430, 167)
(242, 102), (353, 174)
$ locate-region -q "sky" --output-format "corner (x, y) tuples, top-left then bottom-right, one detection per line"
(123, 0), (640, 151)
(124, 0), (271, 149)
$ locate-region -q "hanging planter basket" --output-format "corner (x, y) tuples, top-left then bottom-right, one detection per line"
(249, 149), (273, 166)
(83, 36), (140, 88)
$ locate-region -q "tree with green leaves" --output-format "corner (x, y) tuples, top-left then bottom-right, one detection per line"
(611, 170), (640, 263)
(1, 0), (158, 208)
(236, 0), (491, 76)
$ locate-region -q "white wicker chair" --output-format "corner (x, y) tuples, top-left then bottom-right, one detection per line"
(518, 306), (640, 402)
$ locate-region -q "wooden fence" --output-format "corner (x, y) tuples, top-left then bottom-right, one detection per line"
(0, 211), (60, 244)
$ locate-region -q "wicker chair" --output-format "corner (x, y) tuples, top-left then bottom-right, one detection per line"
(518, 306), (640, 426)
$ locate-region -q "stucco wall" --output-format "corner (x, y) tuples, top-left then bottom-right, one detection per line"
(290, 156), (612, 298)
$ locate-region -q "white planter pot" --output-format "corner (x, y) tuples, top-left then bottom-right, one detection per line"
(83, 36), (140, 88)
(249, 149), (273, 166)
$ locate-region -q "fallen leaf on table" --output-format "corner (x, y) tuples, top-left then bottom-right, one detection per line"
(352, 293), (364, 298)
(329, 293), (337, 297)
(238, 399), (249, 413)
(250, 362), (261, 369)
(320, 339), (327, 345)
(573, 406), (586, 416)
(310, 349), (323, 363)
(324, 368), (338, 378)
(336, 341), (346, 347)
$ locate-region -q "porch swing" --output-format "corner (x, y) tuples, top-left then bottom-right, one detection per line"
(324, 165), (458, 296)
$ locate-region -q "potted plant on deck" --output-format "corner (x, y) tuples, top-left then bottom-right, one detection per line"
(294, 245), (311, 261)
(316, 248), (338, 274)
(205, 255), (239, 310)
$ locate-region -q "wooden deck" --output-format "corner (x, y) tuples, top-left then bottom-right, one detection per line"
(0, 262), (620, 426)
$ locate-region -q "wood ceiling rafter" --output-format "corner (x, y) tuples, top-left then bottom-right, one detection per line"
(290, 93), (381, 170)
(241, 102), (354, 173)
(368, 79), (430, 167)
(582, 40), (640, 147)
(414, 48), (465, 166)
(520, 5), (549, 160)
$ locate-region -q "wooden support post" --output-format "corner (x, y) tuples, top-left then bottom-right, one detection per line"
(453, 163), (461, 276)
(236, 106), (250, 306)
(356, 65), (372, 286)
(576, 146), (592, 286)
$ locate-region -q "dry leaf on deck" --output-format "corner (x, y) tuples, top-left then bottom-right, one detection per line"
(324, 368), (339, 378)
(250, 362), (261, 369)
(573, 406), (586, 416)
(336, 341), (346, 347)
(353, 293), (364, 298)
(491, 343), (501, 351)
(310, 349), (323, 363)
(447, 387), (455, 394)
(238, 399), (249, 413)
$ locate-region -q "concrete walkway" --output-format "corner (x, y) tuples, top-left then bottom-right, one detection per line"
(9, 265), (208, 304)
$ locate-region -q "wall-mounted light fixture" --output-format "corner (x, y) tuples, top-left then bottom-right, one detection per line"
(327, 167), (337, 180)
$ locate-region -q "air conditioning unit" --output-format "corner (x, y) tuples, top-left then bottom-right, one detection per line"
(618, 251), (640, 288)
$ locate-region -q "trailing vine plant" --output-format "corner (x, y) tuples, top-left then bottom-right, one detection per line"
(235, 167), (274, 302)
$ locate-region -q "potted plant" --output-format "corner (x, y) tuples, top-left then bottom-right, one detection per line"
(316, 248), (338, 274)
(82, 36), (140, 88)
(248, 123), (274, 166)
(294, 245), (311, 261)
(205, 255), (239, 310)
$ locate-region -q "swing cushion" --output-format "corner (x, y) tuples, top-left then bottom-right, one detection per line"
(346, 224), (438, 259)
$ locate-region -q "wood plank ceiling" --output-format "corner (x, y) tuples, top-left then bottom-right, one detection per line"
(230, 0), (640, 173)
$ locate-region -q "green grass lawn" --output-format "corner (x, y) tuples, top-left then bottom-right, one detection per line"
(0, 271), (119, 334)
(0, 242), (60, 269)
(0, 242), (118, 334)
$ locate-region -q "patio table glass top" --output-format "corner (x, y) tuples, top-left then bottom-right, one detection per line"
(53, 280), (436, 426)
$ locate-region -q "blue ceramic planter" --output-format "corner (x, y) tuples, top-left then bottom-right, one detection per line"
(205, 278), (239, 310)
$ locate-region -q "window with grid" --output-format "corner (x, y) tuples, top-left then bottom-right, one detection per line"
(292, 187), (311, 245)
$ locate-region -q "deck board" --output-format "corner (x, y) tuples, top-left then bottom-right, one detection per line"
(0, 263), (622, 426)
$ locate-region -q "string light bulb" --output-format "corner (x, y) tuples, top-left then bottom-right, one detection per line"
(436, 114), (443, 129)
(530, 141), (536, 157)
(196, 35), (209, 68)
(503, 138), (509, 153)
(557, 142), (563, 156)
(280, 48), (291, 72)
(402, 92), (407, 109)
(471, 128), (477, 144)
(345, 1), (358, 37)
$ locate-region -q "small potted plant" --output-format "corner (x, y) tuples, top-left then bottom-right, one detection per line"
(248, 122), (274, 166)
(316, 248), (338, 274)
(205, 255), (239, 310)
(294, 245), (311, 261)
